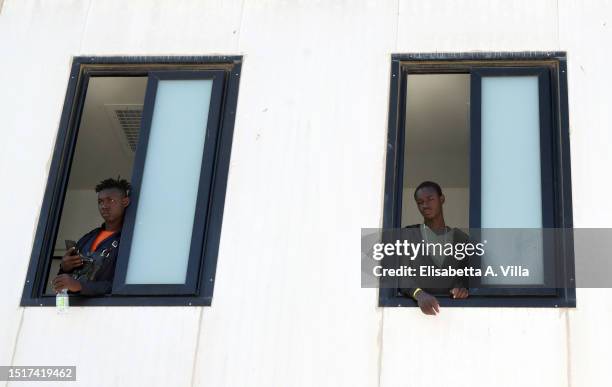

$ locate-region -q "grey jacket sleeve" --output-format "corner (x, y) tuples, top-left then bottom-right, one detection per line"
(452, 228), (474, 289)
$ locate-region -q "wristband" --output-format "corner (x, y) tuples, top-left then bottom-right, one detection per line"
(412, 288), (423, 299)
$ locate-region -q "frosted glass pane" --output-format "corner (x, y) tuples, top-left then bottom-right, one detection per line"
(126, 80), (213, 284)
(480, 76), (543, 284)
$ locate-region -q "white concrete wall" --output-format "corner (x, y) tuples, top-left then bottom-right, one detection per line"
(0, 1), (611, 387)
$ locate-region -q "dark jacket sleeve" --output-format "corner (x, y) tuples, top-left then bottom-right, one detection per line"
(452, 229), (473, 289)
(77, 256), (116, 296)
(57, 231), (96, 276)
(398, 270), (420, 299)
(78, 279), (112, 296)
(397, 225), (423, 299)
(57, 264), (72, 276)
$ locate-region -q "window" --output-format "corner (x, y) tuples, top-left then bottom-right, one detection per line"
(380, 52), (575, 307)
(21, 56), (242, 306)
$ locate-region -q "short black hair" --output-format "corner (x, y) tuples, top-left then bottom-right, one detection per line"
(95, 177), (131, 197)
(414, 181), (442, 199)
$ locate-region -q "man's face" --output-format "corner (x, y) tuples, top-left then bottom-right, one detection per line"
(97, 189), (129, 223)
(415, 187), (444, 221)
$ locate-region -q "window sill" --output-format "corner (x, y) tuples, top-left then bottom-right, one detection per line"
(380, 294), (576, 308)
(20, 295), (211, 307)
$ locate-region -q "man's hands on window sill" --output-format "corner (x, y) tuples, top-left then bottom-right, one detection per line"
(450, 287), (469, 299)
(415, 288), (469, 315)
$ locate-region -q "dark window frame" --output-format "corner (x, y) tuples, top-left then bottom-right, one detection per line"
(21, 56), (242, 307)
(380, 52), (575, 308)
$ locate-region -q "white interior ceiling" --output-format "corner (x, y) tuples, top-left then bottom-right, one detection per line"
(403, 73), (470, 189)
(67, 76), (148, 190)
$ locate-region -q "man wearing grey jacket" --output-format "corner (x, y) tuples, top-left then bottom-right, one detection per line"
(399, 181), (471, 315)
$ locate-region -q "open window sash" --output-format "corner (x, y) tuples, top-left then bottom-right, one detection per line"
(468, 67), (557, 296)
(113, 70), (226, 296)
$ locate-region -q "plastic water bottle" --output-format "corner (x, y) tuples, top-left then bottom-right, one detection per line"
(56, 289), (69, 313)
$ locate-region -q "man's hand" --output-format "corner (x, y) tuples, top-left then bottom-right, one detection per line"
(52, 274), (82, 293)
(450, 287), (469, 299)
(415, 291), (440, 315)
(60, 247), (83, 272)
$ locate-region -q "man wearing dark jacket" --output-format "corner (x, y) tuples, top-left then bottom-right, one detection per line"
(399, 181), (470, 315)
(52, 178), (130, 296)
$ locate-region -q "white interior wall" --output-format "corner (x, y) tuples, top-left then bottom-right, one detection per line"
(54, 190), (102, 255)
(0, 1), (610, 387)
(401, 72), (470, 228)
(67, 76), (146, 190)
(404, 74), (470, 189)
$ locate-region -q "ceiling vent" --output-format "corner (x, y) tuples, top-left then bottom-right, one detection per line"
(104, 104), (143, 156)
